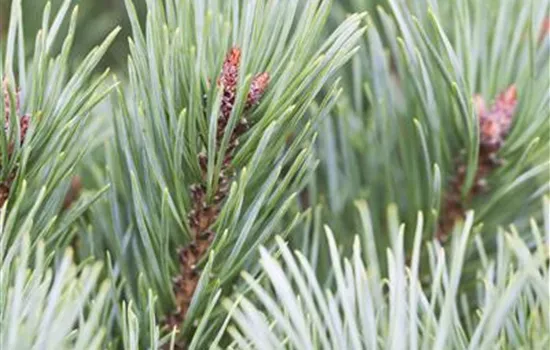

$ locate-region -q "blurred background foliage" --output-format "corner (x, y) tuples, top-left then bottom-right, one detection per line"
(0, 0), (146, 72)
(0, 0), (386, 74)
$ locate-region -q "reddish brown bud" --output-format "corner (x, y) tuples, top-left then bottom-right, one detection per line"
(477, 85), (517, 151)
(219, 48), (240, 90)
(246, 72), (270, 109)
(493, 84), (517, 132)
(218, 47), (242, 121)
(220, 48), (241, 82)
(479, 116), (503, 150)
(438, 85), (518, 241)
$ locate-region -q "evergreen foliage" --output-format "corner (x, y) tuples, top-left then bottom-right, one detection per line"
(0, 0), (548, 349)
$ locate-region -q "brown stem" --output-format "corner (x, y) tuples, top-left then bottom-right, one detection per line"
(163, 47), (269, 341)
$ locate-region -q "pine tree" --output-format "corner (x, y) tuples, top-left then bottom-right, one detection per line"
(0, 0), (548, 349)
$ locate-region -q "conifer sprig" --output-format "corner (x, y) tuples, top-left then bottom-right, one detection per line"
(167, 46), (270, 328)
(1, 2), (120, 347)
(310, 0), (549, 264)
(1, 0), (120, 250)
(438, 85), (519, 241)
(86, 0), (365, 346)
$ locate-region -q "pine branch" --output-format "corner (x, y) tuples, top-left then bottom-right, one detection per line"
(1, 0), (120, 250)
(306, 0), (549, 271)
(85, 0), (365, 347)
(1, 3), (121, 347)
(166, 47), (270, 328)
(438, 85), (518, 241)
